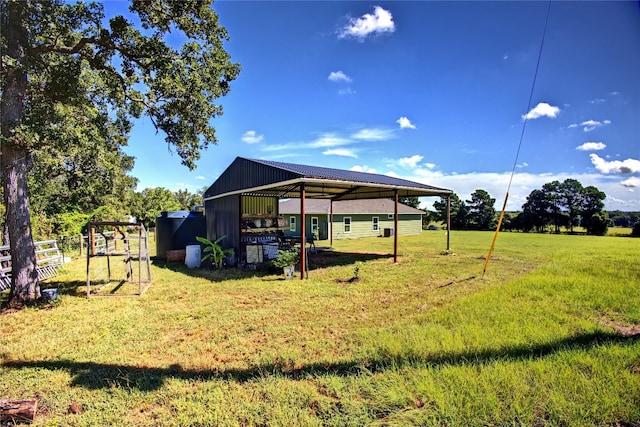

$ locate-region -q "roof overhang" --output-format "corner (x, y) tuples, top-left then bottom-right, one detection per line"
(203, 177), (452, 202)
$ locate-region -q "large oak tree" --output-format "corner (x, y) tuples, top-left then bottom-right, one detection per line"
(0, 0), (240, 306)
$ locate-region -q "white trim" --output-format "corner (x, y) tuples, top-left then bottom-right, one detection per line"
(343, 217), (352, 234)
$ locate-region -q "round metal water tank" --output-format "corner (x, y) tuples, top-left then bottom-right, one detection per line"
(155, 211), (206, 259)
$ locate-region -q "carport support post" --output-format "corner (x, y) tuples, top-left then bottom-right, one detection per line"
(394, 190), (399, 263)
(300, 184), (306, 279)
(447, 195), (451, 251)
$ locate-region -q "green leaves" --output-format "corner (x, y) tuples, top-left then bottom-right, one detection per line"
(195, 235), (234, 269)
(4, 0), (240, 169)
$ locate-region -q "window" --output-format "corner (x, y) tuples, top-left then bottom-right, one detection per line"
(388, 214), (394, 219)
(289, 216), (296, 232)
(372, 216), (379, 232)
(311, 217), (319, 236)
(343, 217), (351, 233)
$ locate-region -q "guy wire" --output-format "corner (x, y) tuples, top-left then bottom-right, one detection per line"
(482, 0), (553, 277)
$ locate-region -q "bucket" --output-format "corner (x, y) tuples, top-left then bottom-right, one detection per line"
(185, 245), (201, 268)
(41, 288), (59, 300)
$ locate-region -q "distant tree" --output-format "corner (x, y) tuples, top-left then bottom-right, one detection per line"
(581, 186), (607, 235)
(540, 181), (568, 233)
(521, 189), (551, 232)
(608, 211), (639, 228)
(131, 188), (181, 229)
(433, 193), (469, 230)
(518, 179), (608, 235)
(174, 189), (203, 211)
(27, 107), (138, 218)
(511, 211), (536, 233)
(632, 222), (640, 237)
(1, 0), (240, 306)
(466, 189), (496, 230)
(398, 196), (420, 209)
(421, 210), (434, 229)
(558, 179), (584, 233)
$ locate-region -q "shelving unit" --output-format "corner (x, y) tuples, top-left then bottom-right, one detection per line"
(240, 215), (287, 265)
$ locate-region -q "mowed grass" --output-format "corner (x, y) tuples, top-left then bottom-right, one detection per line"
(1, 231), (639, 426)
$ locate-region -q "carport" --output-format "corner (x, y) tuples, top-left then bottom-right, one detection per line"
(203, 157), (453, 279)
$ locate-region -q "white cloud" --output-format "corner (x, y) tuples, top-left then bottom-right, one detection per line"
(328, 71), (352, 83)
(589, 153), (640, 174)
(195, 175), (206, 180)
(309, 134), (351, 148)
(338, 87), (356, 95)
(323, 148), (358, 158)
(425, 163), (436, 169)
(396, 116), (416, 130)
(621, 177), (640, 188)
(338, 6), (395, 40)
(351, 128), (394, 141)
(398, 154), (424, 168)
(522, 102), (560, 120)
(242, 130), (264, 144)
(569, 119), (611, 132)
(576, 142), (606, 151)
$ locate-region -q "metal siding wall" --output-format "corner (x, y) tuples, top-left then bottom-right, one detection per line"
(205, 195), (241, 254)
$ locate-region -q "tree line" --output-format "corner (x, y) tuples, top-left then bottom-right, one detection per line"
(425, 179), (620, 236)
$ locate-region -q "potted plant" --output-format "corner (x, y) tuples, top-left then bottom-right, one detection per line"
(271, 248), (299, 279)
(196, 235), (235, 269)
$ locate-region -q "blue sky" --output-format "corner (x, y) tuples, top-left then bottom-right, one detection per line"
(117, 1), (640, 211)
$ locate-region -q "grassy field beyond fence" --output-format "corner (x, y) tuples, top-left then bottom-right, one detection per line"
(1, 231), (639, 426)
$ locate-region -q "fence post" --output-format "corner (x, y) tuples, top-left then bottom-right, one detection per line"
(79, 234), (83, 256)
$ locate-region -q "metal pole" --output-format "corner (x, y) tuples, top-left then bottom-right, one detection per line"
(447, 195), (451, 251)
(329, 201), (333, 247)
(394, 190), (399, 263)
(300, 184), (306, 279)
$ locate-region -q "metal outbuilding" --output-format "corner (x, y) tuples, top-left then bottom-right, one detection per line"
(203, 157), (453, 278)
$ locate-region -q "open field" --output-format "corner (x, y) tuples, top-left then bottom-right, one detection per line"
(1, 231), (639, 426)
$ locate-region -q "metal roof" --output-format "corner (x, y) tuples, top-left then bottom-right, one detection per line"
(204, 157), (452, 201)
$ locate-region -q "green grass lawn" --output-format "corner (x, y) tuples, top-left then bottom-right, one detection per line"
(1, 231), (639, 426)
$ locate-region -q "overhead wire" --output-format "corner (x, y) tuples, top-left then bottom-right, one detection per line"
(482, 0), (553, 277)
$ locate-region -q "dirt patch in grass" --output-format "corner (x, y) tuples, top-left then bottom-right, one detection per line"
(602, 318), (640, 337)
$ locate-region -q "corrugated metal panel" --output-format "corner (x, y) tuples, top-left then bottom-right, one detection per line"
(205, 194), (240, 255)
(204, 158), (299, 198)
(241, 196), (278, 216)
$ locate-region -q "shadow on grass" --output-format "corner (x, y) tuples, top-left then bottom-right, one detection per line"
(35, 252), (393, 297)
(152, 251), (392, 282)
(2, 331), (637, 391)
